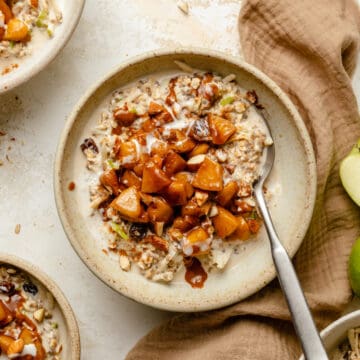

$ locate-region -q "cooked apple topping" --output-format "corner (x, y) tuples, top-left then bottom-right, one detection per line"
(81, 70), (273, 287)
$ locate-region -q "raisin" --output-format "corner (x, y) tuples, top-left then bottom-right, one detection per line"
(246, 90), (258, 104)
(190, 118), (211, 142)
(23, 282), (38, 296)
(0, 281), (15, 296)
(80, 138), (98, 154)
(129, 223), (148, 240)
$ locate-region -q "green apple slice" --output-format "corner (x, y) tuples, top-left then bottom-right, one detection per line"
(349, 237), (360, 297)
(340, 140), (360, 206)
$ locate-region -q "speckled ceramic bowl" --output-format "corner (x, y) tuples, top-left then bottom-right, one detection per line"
(54, 49), (317, 312)
(299, 310), (360, 359)
(0, 0), (84, 94)
(0, 253), (80, 359)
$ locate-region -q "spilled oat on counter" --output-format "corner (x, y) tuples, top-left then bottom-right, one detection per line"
(81, 66), (273, 288)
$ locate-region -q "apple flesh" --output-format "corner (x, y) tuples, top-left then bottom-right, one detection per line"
(340, 140), (360, 206)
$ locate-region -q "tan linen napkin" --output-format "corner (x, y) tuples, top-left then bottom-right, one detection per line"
(127, 0), (360, 358)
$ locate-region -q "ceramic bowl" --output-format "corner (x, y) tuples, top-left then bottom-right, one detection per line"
(299, 309), (360, 359)
(0, 0), (85, 93)
(54, 49), (317, 312)
(0, 253), (80, 359)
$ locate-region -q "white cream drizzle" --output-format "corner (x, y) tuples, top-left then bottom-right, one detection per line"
(8, 344), (37, 359)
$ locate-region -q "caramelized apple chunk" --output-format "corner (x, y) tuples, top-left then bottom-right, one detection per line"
(208, 114), (236, 145)
(0, 300), (12, 327)
(0, 335), (13, 353)
(7, 339), (25, 356)
(147, 197), (173, 223)
(0, 0), (13, 24)
(19, 328), (35, 345)
(120, 170), (141, 190)
(173, 215), (199, 231)
(167, 130), (196, 153)
(188, 143), (209, 157)
(216, 181), (239, 207)
(148, 101), (165, 115)
(181, 197), (211, 217)
(192, 157), (223, 191)
(186, 227), (209, 244)
(141, 164), (171, 193)
(212, 207), (238, 238)
(163, 180), (188, 206)
(110, 186), (142, 219)
(173, 172), (194, 198)
(113, 106), (138, 126)
(118, 141), (138, 167)
(163, 151), (187, 176)
(100, 169), (121, 195)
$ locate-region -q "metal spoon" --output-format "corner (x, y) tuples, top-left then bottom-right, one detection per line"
(253, 110), (328, 359)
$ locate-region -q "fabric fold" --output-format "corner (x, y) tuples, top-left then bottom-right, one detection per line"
(127, 1), (360, 358)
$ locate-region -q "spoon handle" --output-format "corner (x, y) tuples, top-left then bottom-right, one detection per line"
(254, 187), (328, 360)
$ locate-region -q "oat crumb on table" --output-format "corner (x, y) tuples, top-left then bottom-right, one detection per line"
(14, 224), (21, 234)
(177, 0), (189, 14)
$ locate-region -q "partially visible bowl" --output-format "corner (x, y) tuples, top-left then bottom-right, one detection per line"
(54, 49), (317, 312)
(0, 253), (80, 359)
(299, 309), (360, 359)
(0, 0), (85, 94)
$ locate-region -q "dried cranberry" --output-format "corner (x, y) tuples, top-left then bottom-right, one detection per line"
(23, 282), (38, 296)
(129, 223), (148, 240)
(0, 281), (15, 296)
(80, 138), (98, 154)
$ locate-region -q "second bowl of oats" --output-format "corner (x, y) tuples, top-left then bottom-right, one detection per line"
(0, 0), (84, 93)
(0, 253), (80, 359)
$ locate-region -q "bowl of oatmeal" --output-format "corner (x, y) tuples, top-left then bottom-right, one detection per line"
(0, 0), (84, 93)
(0, 253), (80, 359)
(54, 49), (316, 311)
(299, 310), (360, 360)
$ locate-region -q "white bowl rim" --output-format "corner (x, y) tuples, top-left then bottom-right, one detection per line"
(0, 0), (85, 94)
(299, 309), (360, 359)
(0, 252), (81, 359)
(54, 47), (317, 312)
(321, 309), (360, 338)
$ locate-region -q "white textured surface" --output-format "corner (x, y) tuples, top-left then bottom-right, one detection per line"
(0, 1), (358, 359)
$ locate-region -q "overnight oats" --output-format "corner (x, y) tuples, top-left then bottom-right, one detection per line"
(331, 327), (360, 360)
(0, 265), (62, 359)
(0, 0), (62, 75)
(81, 66), (273, 288)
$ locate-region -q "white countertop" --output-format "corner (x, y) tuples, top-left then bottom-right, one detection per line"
(0, 1), (359, 359)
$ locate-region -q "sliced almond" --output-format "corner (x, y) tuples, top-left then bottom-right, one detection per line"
(194, 191), (209, 206)
(154, 222), (164, 237)
(215, 149), (227, 163)
(119, 254), (131, 271)
(187, 154), (205, 172)
(33, 308), (45, 323)
(14, 224), (21, 234)
(209, 205), (218, 217)
(177, 0), (189, 14)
